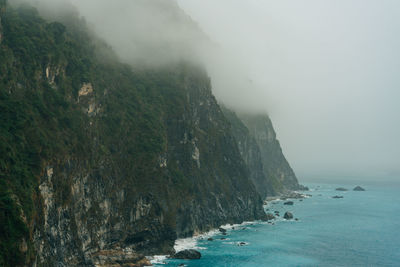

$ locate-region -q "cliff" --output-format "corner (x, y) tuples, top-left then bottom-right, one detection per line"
(0, 0), (5, 43)
(221, 107), (278, 198)
(238, 113), (300, 192)
(222, 107), (301, 197)
(0, 4), (265, 266)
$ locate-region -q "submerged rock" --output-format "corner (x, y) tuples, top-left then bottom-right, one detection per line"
(353, 186), (365, 191)
(173, 249), (201, 260)
(332, 195), (344, 199)
(284, 201), (294, 205)
(207, 237), (214, 241)
(335, 187), (348, 191)
(283, 212), (293, 220)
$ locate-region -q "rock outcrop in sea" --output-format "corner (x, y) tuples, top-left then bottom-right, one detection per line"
(173, 249), (202, 260)
(353, 186), (366, 191)
(284, 212), (294, 220)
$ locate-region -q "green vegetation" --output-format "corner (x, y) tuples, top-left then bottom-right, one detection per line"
(0, 4), (211, 265)
(0, 2), (266, 266)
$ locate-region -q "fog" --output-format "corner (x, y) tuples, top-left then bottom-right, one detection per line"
(177, 0), (400, 180)
(10, 0), (400, 180)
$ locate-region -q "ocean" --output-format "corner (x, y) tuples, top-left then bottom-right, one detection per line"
(152, 180), (400, 266)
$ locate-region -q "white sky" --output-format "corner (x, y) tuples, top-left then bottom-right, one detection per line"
(177, 0), (400, 179)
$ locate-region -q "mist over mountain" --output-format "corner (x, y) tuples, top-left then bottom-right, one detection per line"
(178, 0), (400, 179)
(9, 0), (399, 178)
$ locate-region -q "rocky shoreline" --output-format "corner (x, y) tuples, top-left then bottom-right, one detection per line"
(145, 189), (310, 265)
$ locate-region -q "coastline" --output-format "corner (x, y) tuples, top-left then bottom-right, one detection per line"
(148, 190), (311, 265)
(148, 182), (400, 267)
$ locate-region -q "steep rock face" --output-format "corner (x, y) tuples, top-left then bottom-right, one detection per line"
(221, 107), (277, 198)
(163, 69), (265, 238)
(238, 114), (300, 192)
(0, 5), (264, 266)
(0, 0), (5, 43)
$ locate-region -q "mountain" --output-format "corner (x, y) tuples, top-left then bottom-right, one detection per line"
(0, 1), (299, 266)
(222, 107), (301, 198)
(0, 3), (265, 266)
(238, 113), (301, 192)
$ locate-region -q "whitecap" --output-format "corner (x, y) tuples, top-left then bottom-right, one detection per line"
(147, 255), (168, 265)
(174, 237), (198, 252)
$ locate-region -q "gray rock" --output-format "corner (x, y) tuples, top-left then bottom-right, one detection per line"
(353, 186), (365, 191)
(219, 227), (227, 233)
(284, 201), (294, 205)
(283, 212), (293, 220)
(173, 249), (201, 260)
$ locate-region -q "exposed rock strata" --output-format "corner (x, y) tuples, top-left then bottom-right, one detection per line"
(222, 107), (301, 198)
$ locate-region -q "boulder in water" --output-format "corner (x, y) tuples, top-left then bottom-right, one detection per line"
(283, 212), (293, 220)
(173, 249), (201, 260)
(332, 195), (344, 199)
(353, 186), (365, 191)
(284, 201), (294, 205)
(219, 227), (227, 233)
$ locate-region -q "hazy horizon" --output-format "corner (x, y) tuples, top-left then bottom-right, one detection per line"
(178, 0), (400, 180)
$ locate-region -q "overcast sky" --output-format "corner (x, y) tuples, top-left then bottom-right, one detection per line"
(177, 0), (400, 180)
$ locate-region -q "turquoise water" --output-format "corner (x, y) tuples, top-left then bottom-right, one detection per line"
(155, 181), (400, 266)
